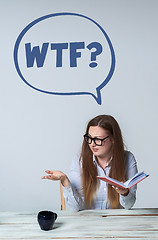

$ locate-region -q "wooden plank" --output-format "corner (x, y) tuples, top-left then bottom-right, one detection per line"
(60, 181), (66, 210)
(0, 209), (158, 239)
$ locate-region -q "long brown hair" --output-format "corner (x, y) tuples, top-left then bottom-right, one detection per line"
(80, 115), (125, 209)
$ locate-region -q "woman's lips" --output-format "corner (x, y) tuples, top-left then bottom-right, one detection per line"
(92, 148), (98, 152)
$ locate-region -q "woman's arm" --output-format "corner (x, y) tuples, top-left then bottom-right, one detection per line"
(42, 155), (85, 211)
(112, 151), (138, 209)
(119, 151), (138, 209)
(62, 155), (85, 211)
(42, 170), (70, 187)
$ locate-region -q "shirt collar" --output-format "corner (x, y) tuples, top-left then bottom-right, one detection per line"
(93, 155), (112, 168)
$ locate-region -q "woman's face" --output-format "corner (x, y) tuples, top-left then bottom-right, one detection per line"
(88, 126), (113, 159)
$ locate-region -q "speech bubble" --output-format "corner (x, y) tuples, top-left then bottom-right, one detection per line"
(13, 12), (115, 105)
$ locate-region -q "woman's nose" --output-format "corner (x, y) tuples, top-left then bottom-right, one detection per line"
(90, 139), (96, 146)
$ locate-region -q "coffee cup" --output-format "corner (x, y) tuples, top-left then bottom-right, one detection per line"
(37, 210), (57, 231)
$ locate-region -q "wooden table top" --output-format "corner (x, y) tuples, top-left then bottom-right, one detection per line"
(0, 208), (158, 239)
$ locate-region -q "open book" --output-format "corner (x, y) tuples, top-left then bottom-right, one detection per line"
(97, 171), (149, 189)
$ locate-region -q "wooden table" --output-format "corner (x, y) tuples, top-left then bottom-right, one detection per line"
(0, 209), (158, 239)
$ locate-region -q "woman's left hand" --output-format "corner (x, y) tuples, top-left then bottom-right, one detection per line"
(112, 186), (129, 196)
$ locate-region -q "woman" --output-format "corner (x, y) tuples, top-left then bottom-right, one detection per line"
(42, 115), (138, 210)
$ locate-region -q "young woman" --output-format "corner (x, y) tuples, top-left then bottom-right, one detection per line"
(42, 115), (138, 210)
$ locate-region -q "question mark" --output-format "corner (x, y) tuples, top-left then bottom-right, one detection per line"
(87, 42), (103, 68)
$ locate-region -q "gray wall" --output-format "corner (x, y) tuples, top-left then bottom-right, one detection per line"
(0, 0), (157, 211)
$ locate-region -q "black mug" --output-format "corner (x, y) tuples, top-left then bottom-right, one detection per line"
(37, 210), (57, 231)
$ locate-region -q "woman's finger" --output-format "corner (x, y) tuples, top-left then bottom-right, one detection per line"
(41, 176), (48, 179)
(45, 170), (53, 174)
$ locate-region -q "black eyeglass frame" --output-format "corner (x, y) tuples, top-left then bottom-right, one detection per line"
(83, 134), (110, 146)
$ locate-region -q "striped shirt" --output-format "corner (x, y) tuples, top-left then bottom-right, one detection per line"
(63, 151), (138, 211)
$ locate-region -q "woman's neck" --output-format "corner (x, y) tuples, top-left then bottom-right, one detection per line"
(97, 155), (112, 169)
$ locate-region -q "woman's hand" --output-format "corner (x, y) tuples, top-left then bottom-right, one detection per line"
(42, 170), (65, 181)
(41, 170), (70, 187)
(112, 186), (129, 196)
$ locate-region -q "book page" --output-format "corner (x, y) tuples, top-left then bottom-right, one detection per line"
(97, 171), (149, 189)
(97, 176), (126, 189)
(124, 172), (149, 188)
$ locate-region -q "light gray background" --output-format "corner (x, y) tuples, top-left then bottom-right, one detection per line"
(0, 0), (157, 211)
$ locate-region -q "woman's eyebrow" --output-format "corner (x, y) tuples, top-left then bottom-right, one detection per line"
(88, 134), (104, 138)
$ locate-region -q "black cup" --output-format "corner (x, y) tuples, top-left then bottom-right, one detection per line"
(37, 210), (57, 231)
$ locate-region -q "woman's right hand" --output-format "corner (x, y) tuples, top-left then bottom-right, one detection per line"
(41, 170), (70, 187)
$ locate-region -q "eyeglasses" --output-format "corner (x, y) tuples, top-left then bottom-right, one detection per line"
(84, 135), (109, 146)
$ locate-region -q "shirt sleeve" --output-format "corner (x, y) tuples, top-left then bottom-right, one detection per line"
(119, 151), (138, 209)
(62, 155), (85, 211)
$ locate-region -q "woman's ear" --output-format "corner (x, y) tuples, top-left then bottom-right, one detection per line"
(110, 137), (114, 144)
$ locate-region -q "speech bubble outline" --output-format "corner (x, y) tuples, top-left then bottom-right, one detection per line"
(13, 12), (115, 105)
